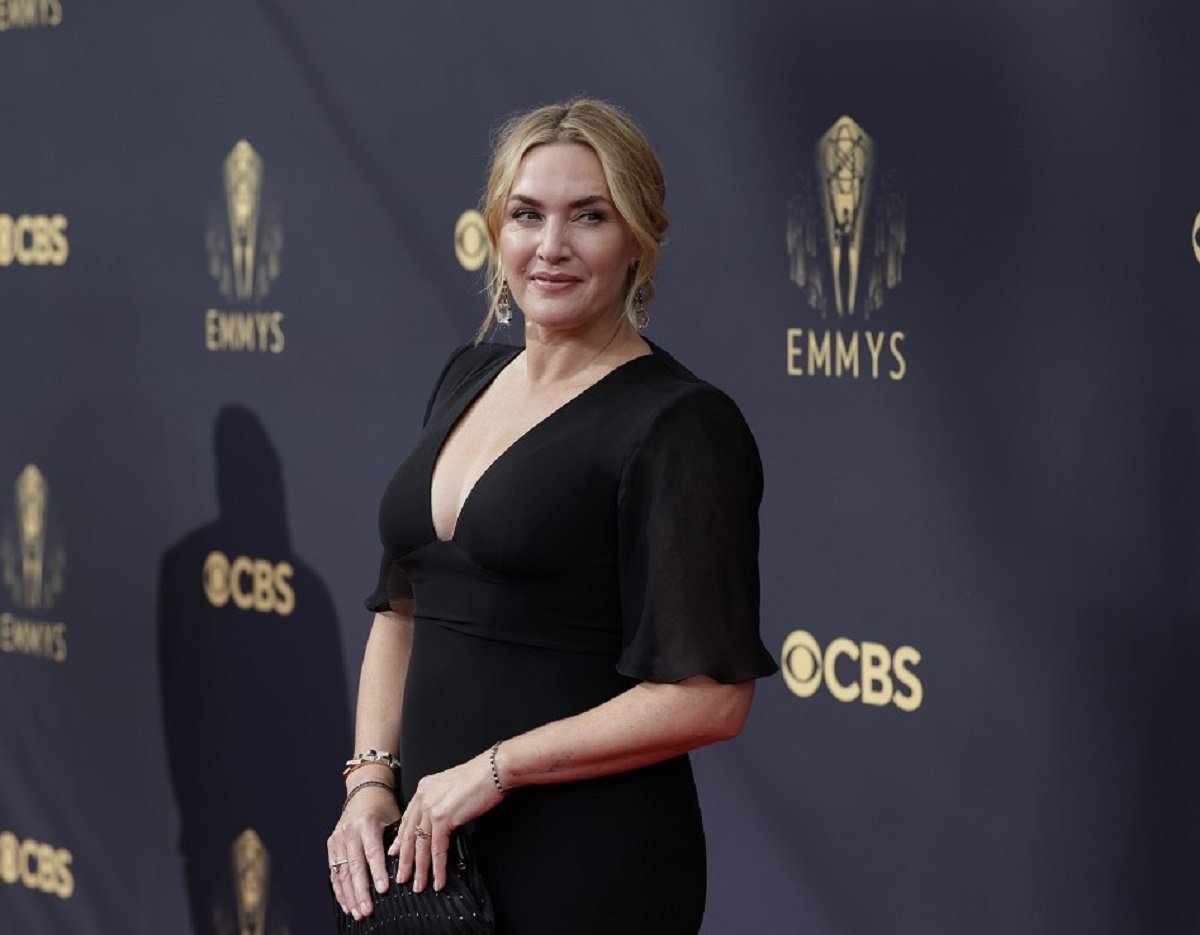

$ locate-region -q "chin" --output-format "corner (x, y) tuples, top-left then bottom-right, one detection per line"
(522, 298), (628, 331)
(520, 303), (590, 330)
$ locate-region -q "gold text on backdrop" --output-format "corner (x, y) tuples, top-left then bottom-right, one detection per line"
(0, 0), (62, 31)
(0, 830), (74, 899)
(0, 613), (67, 661)
(0, 214), (69, 266)
(203, 550), (295, 616)
(205, 310), (285, 353)
(781, 629), (922, 711)
(785, 328), (906, 380)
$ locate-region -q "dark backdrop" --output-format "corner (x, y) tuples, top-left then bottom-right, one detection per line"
(1, 1), (1197, 932)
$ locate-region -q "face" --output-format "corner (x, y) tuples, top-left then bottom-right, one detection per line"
(499, 143), (639, 334)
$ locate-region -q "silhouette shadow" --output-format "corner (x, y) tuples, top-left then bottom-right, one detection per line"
(158, 405), (350, 935)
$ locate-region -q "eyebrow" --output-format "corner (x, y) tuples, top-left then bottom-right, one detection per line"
(507, 194), (612, 209)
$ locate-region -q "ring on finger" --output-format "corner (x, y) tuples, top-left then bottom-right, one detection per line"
(330, 859), (349, 871)
(414, 826), (431, 840)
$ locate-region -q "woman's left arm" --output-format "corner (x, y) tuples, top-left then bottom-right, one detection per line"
(393, 675), (755, 893)
(502, 675), (755, 783)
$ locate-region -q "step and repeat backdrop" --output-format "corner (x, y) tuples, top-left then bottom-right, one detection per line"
(2, 1), (1197, 933)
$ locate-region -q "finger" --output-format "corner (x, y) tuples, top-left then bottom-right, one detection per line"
(347, 850), (375, 920)
(361, 823), (389, 895)
(329, 859), (349, 914)
(411, 827), (432, 893)
(335, 865), (357, 918)
(395, 822), (417, 885)
(338, 824), (379, 920)
(431, 828), (452, 892)
(327, 834), (353, 916)
(333, 856), (361, 917)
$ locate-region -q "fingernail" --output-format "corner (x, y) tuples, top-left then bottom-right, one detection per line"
(360, 901), (371, 916)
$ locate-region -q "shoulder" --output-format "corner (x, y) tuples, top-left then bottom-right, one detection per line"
(623, 344), (762, 488)
(637, 343), (757, 440)
(422, 341), (520, 423)
(436, 341), (519, 394)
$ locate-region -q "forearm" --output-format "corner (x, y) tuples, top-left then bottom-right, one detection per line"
(496, 675), (755, 790)
(347, 601), (414, 791)
(386, 671), (756, 896)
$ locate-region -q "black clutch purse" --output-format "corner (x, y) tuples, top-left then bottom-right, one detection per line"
(331, 819), (494, 935)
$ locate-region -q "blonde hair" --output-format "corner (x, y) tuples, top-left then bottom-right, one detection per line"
(475, 98), (668, 341)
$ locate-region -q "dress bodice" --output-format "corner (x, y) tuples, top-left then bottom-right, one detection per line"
(368, 340), (777, 683)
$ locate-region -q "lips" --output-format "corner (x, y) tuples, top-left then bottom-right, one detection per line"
(529, 272), (581, 292)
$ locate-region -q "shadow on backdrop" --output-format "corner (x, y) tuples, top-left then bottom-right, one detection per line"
(158, 405), (350, 935)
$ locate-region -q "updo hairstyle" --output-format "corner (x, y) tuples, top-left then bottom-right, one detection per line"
(476, 98), (668, 339)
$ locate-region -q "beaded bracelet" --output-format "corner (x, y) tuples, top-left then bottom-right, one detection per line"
(343, 749), (401, 778)
(489, 740), (507, 796)
(342, 779), (394, 813)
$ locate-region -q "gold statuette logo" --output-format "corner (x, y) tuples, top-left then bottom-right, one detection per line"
(209, 141), (281, 302)
(16, 465), (47, 607)
(1, 465), (64, 611)
(788, 116), (905, 318)
(232, 829), (269, 935)
(0, 0), (63, 32)
(785, 116), (908, 380)
(205, 140), (285, 353)
(0, 465), (68, 662)
(1192, 211), (1200, 265)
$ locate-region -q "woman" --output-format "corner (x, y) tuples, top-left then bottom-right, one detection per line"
(327, 98), (777, 934)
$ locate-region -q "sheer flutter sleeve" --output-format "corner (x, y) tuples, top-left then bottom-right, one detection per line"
(364, 551), (413, 612)
(615, 387), (778, 683)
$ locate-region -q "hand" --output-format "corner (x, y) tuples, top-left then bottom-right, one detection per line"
(327, 781), (402, 921)
(391, 750), (504, 893)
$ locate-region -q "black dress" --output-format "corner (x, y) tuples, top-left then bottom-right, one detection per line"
(366, 341), (777, 935)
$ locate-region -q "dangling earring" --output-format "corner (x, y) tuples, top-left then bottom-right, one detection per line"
(633, 285), (649, 330)
(496, 280), (512, 325)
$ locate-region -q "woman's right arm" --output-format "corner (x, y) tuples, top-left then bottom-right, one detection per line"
(328, 599), (414, 921)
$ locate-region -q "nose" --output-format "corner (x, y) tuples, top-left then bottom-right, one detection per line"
(536, 217), (570, 263)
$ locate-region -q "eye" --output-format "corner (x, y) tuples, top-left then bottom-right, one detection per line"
(511, 207), (541, 222)
(574, 210), (605, 224)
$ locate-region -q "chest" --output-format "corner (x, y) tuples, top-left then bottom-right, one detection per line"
(379, 377), (644, 576)
(430, 378), (591, 541)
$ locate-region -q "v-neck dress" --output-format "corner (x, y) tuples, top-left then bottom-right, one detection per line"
(366, 340), (777, 935)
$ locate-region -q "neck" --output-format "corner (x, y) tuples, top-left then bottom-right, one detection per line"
(521, 313), (647, 385)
